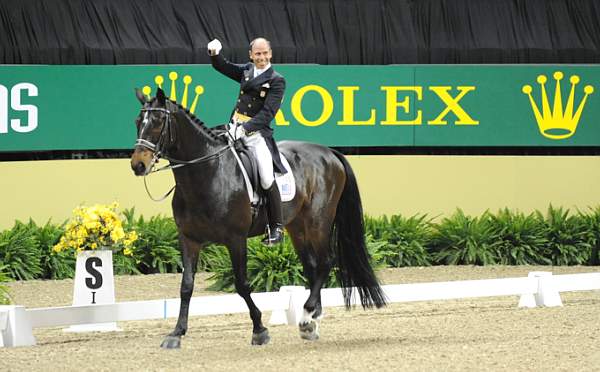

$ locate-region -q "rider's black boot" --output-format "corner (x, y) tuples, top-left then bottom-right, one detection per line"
(262, 182), (284, 246)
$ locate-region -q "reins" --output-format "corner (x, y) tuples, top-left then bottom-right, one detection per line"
(136, 104), (231, 201)
(148, 144), (231, 174)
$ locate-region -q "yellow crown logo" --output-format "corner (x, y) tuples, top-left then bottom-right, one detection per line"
(142, 71), (205, 114)
(522, 71), (594, 140)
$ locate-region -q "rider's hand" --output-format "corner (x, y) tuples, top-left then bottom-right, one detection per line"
(228, 122), (245, 139)
(233, 125), (245, 139)
(207, 39), (222, 56)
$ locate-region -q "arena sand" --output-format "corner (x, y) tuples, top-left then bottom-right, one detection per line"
(2, 266), (599, 371)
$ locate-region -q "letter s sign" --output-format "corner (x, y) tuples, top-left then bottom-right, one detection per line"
(0, 83), (38, 134)
(85, 257), (103, 290)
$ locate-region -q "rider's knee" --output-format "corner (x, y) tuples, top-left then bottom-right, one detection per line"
(260, 175), (274, 190)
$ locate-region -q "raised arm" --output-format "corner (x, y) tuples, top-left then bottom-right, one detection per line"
(208, 39), (246, 82)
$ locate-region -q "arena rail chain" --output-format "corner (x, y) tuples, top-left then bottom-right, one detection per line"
(1, 271), (599, 347)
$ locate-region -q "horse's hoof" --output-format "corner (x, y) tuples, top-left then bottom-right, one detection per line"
(251, 329), (271, 345)
(160, 335), (181, 349)
(299, 320), (319, 341)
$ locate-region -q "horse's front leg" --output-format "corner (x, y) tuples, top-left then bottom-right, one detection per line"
(161, 235), (201, 349)
(228, 237), (270, 345)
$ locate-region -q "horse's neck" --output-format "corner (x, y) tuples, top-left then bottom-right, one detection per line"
(170, 110), (223, 160)
(169, 110), (234, 186)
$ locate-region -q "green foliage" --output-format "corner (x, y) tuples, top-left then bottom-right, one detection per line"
(366, 214), (432, 267)
(205, 238), (307, 292)
(202, 234), (399, 293)
(540, 206), (592, 265)
(113, 250), (141, 275)
(202, 244), (235, 291)
(128, 214), (181, 274)
(364, 215), (390, 241)
(0, 265), (12, 304)
(1, 204), (599, 286)
(431, 210), (499, 265)
(362, 236), (390, 269)
(579, 207), (600, 265)
(29, 220), (76, 279)
(198, 243), (226, 272)
(121, 207), (137, 227)
(247, 238), (306, 292)
(489, 209), (551, 265)
(0, 221), (43, 280)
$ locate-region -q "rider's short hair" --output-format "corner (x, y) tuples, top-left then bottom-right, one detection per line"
(249, 38), (271, 51)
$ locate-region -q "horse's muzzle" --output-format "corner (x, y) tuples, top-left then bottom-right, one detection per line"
(132, 161), (146, 176)
(131, 148), (154, 176)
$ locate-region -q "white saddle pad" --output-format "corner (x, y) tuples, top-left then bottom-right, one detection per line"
(273, 155), (296, 202)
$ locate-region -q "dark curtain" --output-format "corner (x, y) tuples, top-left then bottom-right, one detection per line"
(0, 0), (598, 64)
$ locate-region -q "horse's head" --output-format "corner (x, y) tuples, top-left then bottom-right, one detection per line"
(131, 88), (174, 176)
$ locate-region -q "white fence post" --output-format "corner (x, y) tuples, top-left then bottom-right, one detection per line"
(518, 271), (563, 308)
(534, 271), (563, 307)
(0, 305), (36, 347)
(269, 286), (307, 325)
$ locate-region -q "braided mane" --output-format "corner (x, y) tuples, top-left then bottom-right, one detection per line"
(167, 98), (226, 143)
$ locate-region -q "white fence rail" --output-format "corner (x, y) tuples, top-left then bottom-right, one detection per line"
(1, 271), (598, 347)
(27, 291), (291, 329)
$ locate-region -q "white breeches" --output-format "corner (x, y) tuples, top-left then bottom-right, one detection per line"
(229, 124), (274, 189)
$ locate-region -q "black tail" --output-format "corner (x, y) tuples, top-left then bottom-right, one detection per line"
(330, 149), (387, 309)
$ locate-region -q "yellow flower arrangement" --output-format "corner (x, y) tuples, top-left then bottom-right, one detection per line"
(53, 202), (137, 256)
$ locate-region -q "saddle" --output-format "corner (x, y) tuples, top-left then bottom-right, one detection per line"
(226, 132), (296, 220)
(231, 138), (272, 226)
(213, 124), (263, 200)
(233, 139), (262, 199)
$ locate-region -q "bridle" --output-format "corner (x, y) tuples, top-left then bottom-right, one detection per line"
(136, 107), (173, 158)
(135, 103), (231, 200)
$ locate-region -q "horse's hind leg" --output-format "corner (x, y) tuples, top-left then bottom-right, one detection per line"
(288, 229), (333, 341)
(300, 259), (331, 341)
(161, 235), (200, 349)
(227, 237), (270, 345)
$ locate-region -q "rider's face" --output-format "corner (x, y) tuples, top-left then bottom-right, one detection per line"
(249, 41), (272, 70)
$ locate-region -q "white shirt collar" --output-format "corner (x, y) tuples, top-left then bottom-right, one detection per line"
(253, 63), (271, 78)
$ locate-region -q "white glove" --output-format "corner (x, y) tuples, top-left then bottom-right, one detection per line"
(228, 122), (245, 139)
(207, 39), (222, 56)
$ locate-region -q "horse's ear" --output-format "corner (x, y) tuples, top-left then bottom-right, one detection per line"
(156, 87), (166, 105)
(135, 88), (147, 105)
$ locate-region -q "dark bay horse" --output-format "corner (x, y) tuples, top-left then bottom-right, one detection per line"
(130, 88), (386, 348)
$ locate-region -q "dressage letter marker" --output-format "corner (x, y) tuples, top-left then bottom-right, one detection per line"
(65, 250), (121, 332)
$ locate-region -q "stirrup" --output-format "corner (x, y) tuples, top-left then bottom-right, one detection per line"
(261, 225), (284, 246)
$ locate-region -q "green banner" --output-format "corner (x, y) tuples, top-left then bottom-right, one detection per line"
(0, 65), (598, 151)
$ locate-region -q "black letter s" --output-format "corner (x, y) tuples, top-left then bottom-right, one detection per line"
(85, 257), (103, 289)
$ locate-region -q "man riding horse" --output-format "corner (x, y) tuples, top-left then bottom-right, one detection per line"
(207, 37), (286, 246)
(131, 38), (385, 347)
